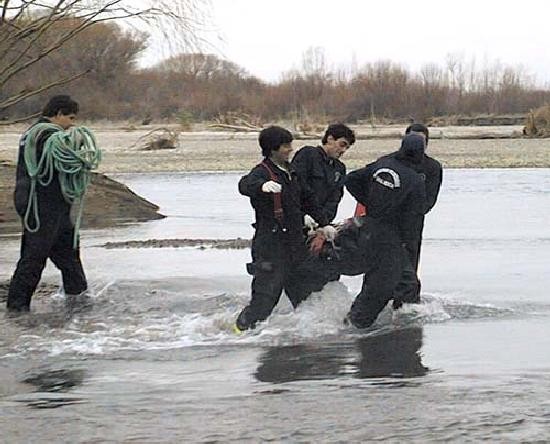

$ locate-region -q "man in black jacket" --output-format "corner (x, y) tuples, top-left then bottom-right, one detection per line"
(235, 126), (335, 331)
(7, 95), (87, 312)
(291, 124), (355, 286)
(291, 123), (356, 226)
(391, 124), (443, 308)
(344, 134), (426, 329)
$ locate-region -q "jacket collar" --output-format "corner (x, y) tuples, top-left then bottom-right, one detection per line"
(264, 158), (295, 179)
(317, 145), (338, 166)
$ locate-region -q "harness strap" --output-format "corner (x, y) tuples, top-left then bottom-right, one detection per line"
(259, 161), (284, 224)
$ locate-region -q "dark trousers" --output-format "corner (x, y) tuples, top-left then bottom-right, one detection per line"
(392, 241), (421, 307)
(236, 230), (313, 330)
(347, 241), (403, 329)
(7, 210), (87, 311)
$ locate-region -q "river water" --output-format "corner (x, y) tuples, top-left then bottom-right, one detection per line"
(1, 169), (550, 442)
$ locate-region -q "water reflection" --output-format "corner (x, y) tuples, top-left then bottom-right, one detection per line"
(23, 368), (86, 392)
(255, 344), (352, 383)
(255, 327), (428, 383)
(18, 368), (87, 409)
(355, 327), (428, 379)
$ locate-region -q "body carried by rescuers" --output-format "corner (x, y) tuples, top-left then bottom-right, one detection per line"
(234, 126), (336, 332)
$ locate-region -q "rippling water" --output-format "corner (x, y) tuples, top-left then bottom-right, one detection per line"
(1, 169), (550, 442)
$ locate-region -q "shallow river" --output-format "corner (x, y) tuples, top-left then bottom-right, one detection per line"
(1, 169), (550, 442)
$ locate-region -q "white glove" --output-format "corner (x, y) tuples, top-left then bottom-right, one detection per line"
(318, 225), (337, 242)
(303, 214), (318, 232)
(261, 180), (282, 193)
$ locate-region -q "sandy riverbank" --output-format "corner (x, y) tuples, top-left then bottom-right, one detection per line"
(1, 124), (548, 235)
(1, 124), (549, 172)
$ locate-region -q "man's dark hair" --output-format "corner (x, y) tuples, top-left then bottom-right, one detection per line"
(321, 123), (356, 145)
(405, 123), (429, 145)
(42, 95), (79, 117)
(259, 126), (293, 158)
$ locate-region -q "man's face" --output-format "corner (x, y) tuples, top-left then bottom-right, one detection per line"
(50, 112), (77, 130)
(272, 142), (293, 163)
(324, 136), (350, 159)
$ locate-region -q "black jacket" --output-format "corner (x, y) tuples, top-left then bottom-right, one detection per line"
(420, 154), (442, 214)
(345, 154), (426, 245)
(14, 117), (68, 217)
(238, 159), (328, 247)
(291, 145), (346, 222)
(384, 143), (442, 215)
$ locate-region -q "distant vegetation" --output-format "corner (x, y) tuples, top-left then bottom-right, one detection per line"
(524, 105), (550, 137)
(2, 10), (550, 125)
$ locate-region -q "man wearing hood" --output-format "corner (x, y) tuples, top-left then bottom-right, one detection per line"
(344, 133), (426, 329)
(389, 124), (443, 308)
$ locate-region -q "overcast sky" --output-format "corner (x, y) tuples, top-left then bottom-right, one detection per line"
(142, 0), (550, 84)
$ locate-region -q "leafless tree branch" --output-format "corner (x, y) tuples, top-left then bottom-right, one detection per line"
(0, 69), (89, 111)
(0, 0), (209, 111)
(0, 110), (41, 125)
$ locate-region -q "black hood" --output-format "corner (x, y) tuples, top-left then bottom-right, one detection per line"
(396, 133), (425, 165)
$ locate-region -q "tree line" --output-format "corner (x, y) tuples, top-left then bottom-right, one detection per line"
(2, 15), (549, 125)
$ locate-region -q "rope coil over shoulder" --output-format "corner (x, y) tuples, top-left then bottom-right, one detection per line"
(23, 122), (102, 248)
(259, 161), (284, 224)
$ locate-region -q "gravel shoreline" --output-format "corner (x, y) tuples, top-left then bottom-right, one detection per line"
(2, 124), (549, 172)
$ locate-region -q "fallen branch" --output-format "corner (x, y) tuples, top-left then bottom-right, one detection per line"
(129, 127), (180, 150)
(207, 123), (260, 132)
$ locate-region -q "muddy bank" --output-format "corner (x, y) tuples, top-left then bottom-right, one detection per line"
(102, 238), (251, 249)
(0, 161), (165, 235)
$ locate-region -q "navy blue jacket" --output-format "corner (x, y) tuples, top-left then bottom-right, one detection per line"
(291, 145), (346, 223)
(239, 158), (328, 247)
(346, 138), (426, 245)
(14, 117), (68, 217)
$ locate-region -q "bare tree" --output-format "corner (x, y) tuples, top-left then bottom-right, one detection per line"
(0, 0), (210, 123)
(301, 46), (327, 78)
(157, 53), (248, 80)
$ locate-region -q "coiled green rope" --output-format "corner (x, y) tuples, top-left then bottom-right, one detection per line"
(23, 123), (102, 247)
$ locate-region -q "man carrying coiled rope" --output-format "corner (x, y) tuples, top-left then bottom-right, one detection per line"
(7, 95), (101, 313)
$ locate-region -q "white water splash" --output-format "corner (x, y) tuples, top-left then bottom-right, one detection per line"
(3, 280), (523, 358)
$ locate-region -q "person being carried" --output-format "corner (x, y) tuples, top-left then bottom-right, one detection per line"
(235, 126), (335, 332)
(344, 133), (427, 329)
(7, 95), (100, 313)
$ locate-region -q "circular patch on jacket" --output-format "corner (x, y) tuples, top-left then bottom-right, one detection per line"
(372, 168), (401, 189)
